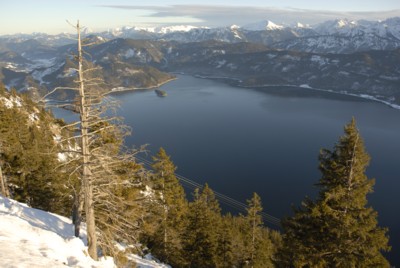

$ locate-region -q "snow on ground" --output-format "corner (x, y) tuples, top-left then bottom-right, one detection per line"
(0, 95), (23, 108)
(0, 196), (167, 268)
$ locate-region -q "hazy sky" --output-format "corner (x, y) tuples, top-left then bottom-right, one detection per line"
(1, 0), (399, 35)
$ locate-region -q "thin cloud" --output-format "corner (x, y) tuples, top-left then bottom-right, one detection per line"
(98, 5), (400, 26)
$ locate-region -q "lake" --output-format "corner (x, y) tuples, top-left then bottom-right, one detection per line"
(55, 75), (400, 265)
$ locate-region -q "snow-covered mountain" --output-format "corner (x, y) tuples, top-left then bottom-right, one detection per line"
(1, 17), (399, 53)
(314, 17), (400, 38)
(272, 17), (400, 53)
(243, 20), (285, 31)
(0, 196), (169, 268)
(161, 25), (247, 43)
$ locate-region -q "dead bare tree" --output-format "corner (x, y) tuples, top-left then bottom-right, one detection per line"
(41, 21), (149, 262)
(72, 20), (98, 260)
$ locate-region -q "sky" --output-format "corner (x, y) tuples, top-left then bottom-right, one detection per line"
(1, 0), (399, 35)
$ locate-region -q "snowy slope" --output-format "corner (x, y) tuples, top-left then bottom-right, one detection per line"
(0, 196), (168, 268)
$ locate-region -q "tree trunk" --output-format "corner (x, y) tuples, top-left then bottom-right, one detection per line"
(251, 215), (256, 268)
(162, 174), (168, 257)
(0, 165), (9, 197)
(77, 21), (98, 261)
(72, 190), (84, 237)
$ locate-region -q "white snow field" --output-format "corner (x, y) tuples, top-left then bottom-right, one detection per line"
(0, 196), (168, 268)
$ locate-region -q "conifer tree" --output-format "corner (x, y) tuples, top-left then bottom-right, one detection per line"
(182, 184), (222, 267)
(215, 214), (235, 268)
(246, 192), (263, 266)
(279, 118), (391, 267)
(146, 148), (188, 267)
(242, 192), (275, 268)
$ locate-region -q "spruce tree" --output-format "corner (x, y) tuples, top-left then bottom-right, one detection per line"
(279, 118), (390, 267)
(147, 147), (188, 267)
(243, 192), (275, 268)
(182, 184), (222, 267)
(246, 192), (263, 266)
(215, 214), (235, 268)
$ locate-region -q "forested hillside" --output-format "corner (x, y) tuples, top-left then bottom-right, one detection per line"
(0, 86), (71, 215)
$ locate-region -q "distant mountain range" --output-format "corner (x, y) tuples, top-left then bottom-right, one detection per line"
(2, 17), (400, 53)
(0, 17), (399, 106)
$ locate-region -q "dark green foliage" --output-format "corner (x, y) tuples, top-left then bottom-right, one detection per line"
(215, 214), (235, 268)
(0, 86), (72, 215)
(243, 192), (275, 268)
(213, 194), (278, 268)
(144, 148), (188, 267)
(141, 157), (280, 268)
(182, 184), (222, 268)
(245, 193), (264, 266)
(279, 118), (391, 267)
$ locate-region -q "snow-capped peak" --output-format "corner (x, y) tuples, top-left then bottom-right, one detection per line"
(296, 22), (305, 28)
(288, 22), (311, 29)
(242, 20), (284, 31)
(81, 27), (93, 35)
(335, 19), (357, 28)
(155, 25), (203, 34)
(315, 18), (359, 35)
(337, 19), (348, 28)
(265, 20), (284, 30)
(230, 25), (240, 30)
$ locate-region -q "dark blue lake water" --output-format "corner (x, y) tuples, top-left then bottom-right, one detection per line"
(55, 75), (400, 265)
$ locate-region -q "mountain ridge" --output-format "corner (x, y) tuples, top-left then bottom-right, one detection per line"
(1, 17), (399, 53)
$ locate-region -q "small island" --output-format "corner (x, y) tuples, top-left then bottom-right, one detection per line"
(155, 89), (167, 97)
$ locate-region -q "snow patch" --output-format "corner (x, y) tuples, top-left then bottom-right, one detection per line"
(310, 55), (328, 66)
(0, 95), (23, 108)
(124, 48), (136, 59)
(226, 63), (238, 70)
(129, 254), (170, 268)
(156, 25), (200, 34)
(57, 68), (77, 79)
(212, 49), (226, 55)
(0, 196), (114, 267)
(34, 62), (65, 83)
(58, 153), (67, 162)
(215, 60), (227, 68)
(28, 113), (39, 122)
(140, 185), (155, 198)
(0, 196), (167, 268)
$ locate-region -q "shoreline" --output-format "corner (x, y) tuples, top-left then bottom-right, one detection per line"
(297, 84), (400, 110)
(108, 77), (177, 94)
(190, 74), (400, 110)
